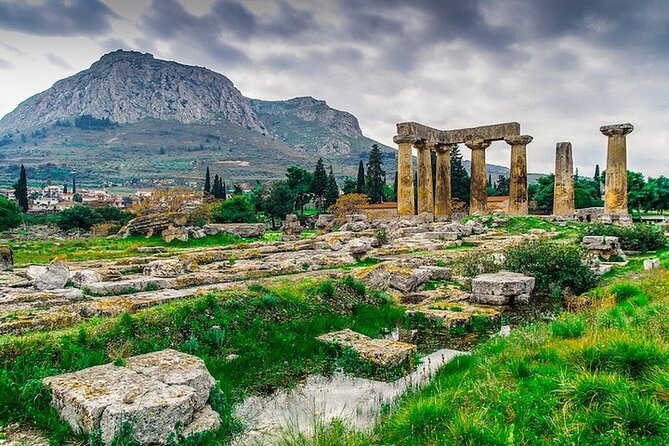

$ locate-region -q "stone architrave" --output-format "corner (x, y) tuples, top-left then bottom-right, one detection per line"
(504, 135), (533, 215)
(394, 135), (416, 216)
(465, 139), (491, 214)
(397, 122), (520, 145)
(553, 142), (575, 216)
(434, 144), (455, 218)
(417, 141), (434, 215)
(600, 123), (634, 215)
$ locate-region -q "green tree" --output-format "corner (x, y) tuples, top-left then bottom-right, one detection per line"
(286, 166), (313, 214)
(495, 175), (510, 196)
(222, 182), (227, 200)
(211, 174), (222, 198)
(55, 206), (103, 231)
(213, 195), (257, 223)
(342, 177), (357, 195)
(356, 160), (366, 194)
(312, 158), (328, 209)
(391, 171), (398, 202)
(593, 164), (601, 196)
(450, 147), (470, 203)
(325, 166), (339, 209)
(0, 196), (22, 231)
(233, 184), (243, 196)
(365, 144), (386, 204)
(646, 176), (669, 214)
(204, 167), (211, 194)
(73, 193), (82, 203)
(528, 175), (555, 213)
(13, 164), (28, 213)
(97, 205), (131, 224)
(72, 175), (76, 194)
(627, 171), (648, 216)
(573, 176), (603, 208)
(261, 181), (295, 228)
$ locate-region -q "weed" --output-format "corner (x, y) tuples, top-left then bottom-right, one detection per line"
(552, 315), (586, 339)
(145, 282), (159, 292)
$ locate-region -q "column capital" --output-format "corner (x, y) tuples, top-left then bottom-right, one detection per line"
(434, 143), (457, 154)
(393, 135), (418, 145)
(465, 139), (491, 151)
(600, 123), (634, 137)
(504, 135), (533, 145)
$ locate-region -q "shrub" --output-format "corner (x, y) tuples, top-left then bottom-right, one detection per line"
(329, 193), (370, 224)
(583, 223), (667, 252)
(96, 205), (132, 225)
(566, 373), (627, 407)
(504, 241), (598, 294)
(54, 206), (103, 231)
(0, 197), (22, 231)
(609, 283), (644, 303)
(213, 196), (257, 223)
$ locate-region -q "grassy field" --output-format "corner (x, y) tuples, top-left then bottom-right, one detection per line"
(284, 268), (669, 446)
(6, 233), (254, 266)
(0, 276), (405, 445)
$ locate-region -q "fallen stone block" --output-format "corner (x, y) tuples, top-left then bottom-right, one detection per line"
(471, 271), (535, 305)
(34, 259), (70, 290)
(203, 223), (265, 238)
(318, 329), (416, 369)
(43, 350), (219, 445)
(644, 258), (661, 270)
(421, 231), (459, 241)
(70, 270), (103, 286)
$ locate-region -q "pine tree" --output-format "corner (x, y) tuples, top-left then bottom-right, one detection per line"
(14, 164), (28, 213)
(211, 174), (221, 198)
(594, 164), (601, 195)
(356, 160), (365, 194)
(312, 158), (328, 209)
(365, 144), (386, 204)
(72, 174), (76, 194)
(450, 146), (470, 203)
(324, 166), (339, 209)
(204, 167), (211, 193)
(392, 171), (398, 202)
(222, 181), (227, 200)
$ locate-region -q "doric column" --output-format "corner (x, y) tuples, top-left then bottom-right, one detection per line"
(416, 141), (434, 215)
(465, 139), (491, 214)
(434, 144), (456, 218)
(393, 135), (416, 216)
(600, 123), (634, 215)
(504, 135), (533, 215)
(553, 142), (575, 216)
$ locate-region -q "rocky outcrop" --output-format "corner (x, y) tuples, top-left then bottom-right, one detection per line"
(43, 349), (219, 445)
(315, 214), (335, 234)
(0, 50), (266, 134)
(34, 259), (70, 290)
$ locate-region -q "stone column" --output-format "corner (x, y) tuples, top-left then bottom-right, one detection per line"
(504, 135), (533, 215)
(416, 141), (434, 215)
(600, 123), (634, 215)
(394, 135), (416, 216)
(553, 142), (575, 216)
(434, 144), (455, 218)
(465, 139), (491, 214)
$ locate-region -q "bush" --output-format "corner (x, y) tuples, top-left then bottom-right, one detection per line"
(583, 223), (667, 252)
(0, 197), (22, 231)
(96, 205), (132, 225)
(213, 196), (257, 223)
(504, 241), (598, 294)
(55, 206), (103, 231)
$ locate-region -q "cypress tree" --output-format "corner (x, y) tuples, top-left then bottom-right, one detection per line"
(72, 174), (76, 194)
(212, 174), (221, 198)
(14, 164), (28, 213)
(365, 144), (386, 204)
(204, 167), (211, 193)
(63, 184), (68, 194)
(312, 158), (328, 209)
(222, 181), (227, 200)
(392, 171), (398, 202)
(356, 160), (365, 194)
(594, 164), (601, 195)
(450, 146), (470, 203)
(324, 166), (339, 209)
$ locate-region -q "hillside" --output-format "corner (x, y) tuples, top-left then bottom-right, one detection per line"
(0, 50), (395, 187)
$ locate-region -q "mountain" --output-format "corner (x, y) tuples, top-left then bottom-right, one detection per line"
(0, 50), (395, 188)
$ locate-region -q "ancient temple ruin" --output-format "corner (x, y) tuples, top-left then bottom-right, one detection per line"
(393, 122), (532, 217)
(394, 120), (634, 223)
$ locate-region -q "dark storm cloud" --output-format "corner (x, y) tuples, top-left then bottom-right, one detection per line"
(0, 0), (117, 36)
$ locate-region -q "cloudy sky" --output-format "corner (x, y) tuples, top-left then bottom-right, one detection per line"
(0, 0), (667, 176)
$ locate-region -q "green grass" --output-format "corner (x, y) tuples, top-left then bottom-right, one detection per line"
(289, 269), (669, 445)
(8, 233), (249, 266)
(0, 276), (405, 445)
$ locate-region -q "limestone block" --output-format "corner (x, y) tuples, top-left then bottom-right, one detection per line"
(143, 259), (196, 278)
(182, 405), (221, 437)
(644, 258), (661, 270)
(70, 270), (103, 286)
(471, 272), (535, 305)
(282, 214), (302, 236)
(315, 214), (335, 234)
(421, 231), (459, 241)
(162, 226), (188, 243)
(34, 258), (70, 290)
(0, 245), (13, 271)
(203, 223), (265, 238)
(125, 349), (215, 410)
(26, 265), (48, 279)
(348, 238), (373, 255)
(359, 262), (451, 293)
(317, 329), (416, 369)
